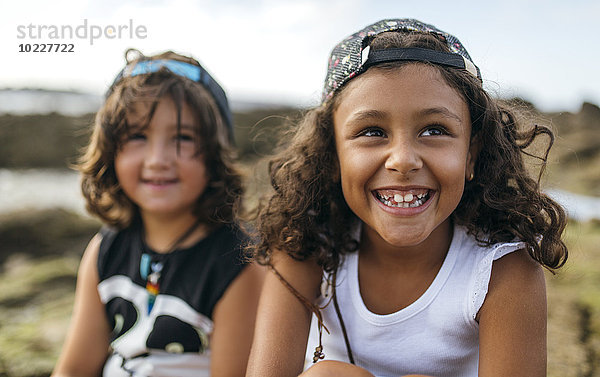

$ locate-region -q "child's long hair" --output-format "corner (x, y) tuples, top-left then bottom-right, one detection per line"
(78, 50), (242, 229)
(250, 32), (568, 273)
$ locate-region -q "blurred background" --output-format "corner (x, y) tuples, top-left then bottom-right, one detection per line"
(1, 0), (599, 376)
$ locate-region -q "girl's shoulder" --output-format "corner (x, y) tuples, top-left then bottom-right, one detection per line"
(455, 225), (531, 320)
(95, 225), (138, 282)
(206, 222), (250, 249)
(456, 225), (526, 265)
(98, 225), (120, 254)
(192, 223), (250, 269)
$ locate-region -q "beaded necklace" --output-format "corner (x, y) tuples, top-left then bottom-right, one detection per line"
(139, 220), (201, 314)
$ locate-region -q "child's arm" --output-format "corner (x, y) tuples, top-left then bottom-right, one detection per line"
(210, 262), (266, 377)
(51, 234), (111, 377)
(300, 360), (432, 377)
(477, 248), (547, 377)
(245, 251), (323, 377)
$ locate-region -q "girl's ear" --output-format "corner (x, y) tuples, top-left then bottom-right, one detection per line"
(466, 134), (481, 180)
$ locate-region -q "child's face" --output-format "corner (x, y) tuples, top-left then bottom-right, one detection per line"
(115, 96), (208, 221)
(333, 64), (476, 249)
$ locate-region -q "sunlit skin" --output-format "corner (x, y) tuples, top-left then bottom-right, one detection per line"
(115, 96), (208, 228)
(333, 64), (477, 281)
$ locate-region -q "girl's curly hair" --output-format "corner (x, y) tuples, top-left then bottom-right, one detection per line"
(78, 49), (242, 229)
(249, 32), (567, 274)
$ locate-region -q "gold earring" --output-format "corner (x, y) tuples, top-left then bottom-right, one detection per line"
(467, 172), (474, 182)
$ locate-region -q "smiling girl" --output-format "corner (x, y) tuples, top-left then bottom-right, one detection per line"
(246, 19), (567, 377)
(52, 50), (264, 377)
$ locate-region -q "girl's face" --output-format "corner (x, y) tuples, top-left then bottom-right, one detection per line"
(333, 64), (476, 249)
(115, 96), (208, 221)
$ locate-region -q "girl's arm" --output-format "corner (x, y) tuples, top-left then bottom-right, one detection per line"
(300, 361), (431, 377)
(245, 251), (323, 377)
(210, 262), (266, 377)
(51, 234), (111, 377)
(477, 248), (547, 377)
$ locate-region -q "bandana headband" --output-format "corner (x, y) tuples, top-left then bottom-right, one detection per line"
(107, 58), (233, 139)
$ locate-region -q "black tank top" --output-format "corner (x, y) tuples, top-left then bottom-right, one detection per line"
(97, 223), (248, 371)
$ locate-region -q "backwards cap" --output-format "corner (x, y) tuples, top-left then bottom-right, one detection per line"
(322, 18), (481, 102)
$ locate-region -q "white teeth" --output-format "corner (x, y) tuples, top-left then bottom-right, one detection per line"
(376, 190), (429, 209)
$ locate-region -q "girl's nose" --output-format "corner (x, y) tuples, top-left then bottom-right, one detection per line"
(145, 140), (173, 169)
(384, 140), (423, 174)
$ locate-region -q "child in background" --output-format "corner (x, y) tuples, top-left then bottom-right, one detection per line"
(246, 19), (568, 377)
(52, 49), (264, 377)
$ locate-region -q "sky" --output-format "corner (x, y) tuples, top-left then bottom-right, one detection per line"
(0, 0), (598, 112)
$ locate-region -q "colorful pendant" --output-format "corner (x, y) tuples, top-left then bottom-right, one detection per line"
(140, 253), (163, 314)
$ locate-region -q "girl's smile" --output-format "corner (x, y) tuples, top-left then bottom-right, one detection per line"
(372, 186), (435, 214)
(373, 186), (433, 208)
(333, 64), (477, 250)
(141, 177), (179, 190)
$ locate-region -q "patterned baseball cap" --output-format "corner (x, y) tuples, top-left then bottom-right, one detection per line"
(322, 19), (481, 102)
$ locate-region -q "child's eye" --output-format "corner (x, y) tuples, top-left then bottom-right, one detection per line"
(358, 127), (386, 138)
(127, 132), (146, 141)
(176, 133), (194, 142)
(420, 125), (449, 137)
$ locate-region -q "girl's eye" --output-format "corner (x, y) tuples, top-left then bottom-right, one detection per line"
(420, 126), (448, 137)
(176, 133), (194, 142)
(127, 132), (146, 141)
(359, 127), (386, 138)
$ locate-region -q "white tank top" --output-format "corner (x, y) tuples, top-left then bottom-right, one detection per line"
(304, 225), (525, 377)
